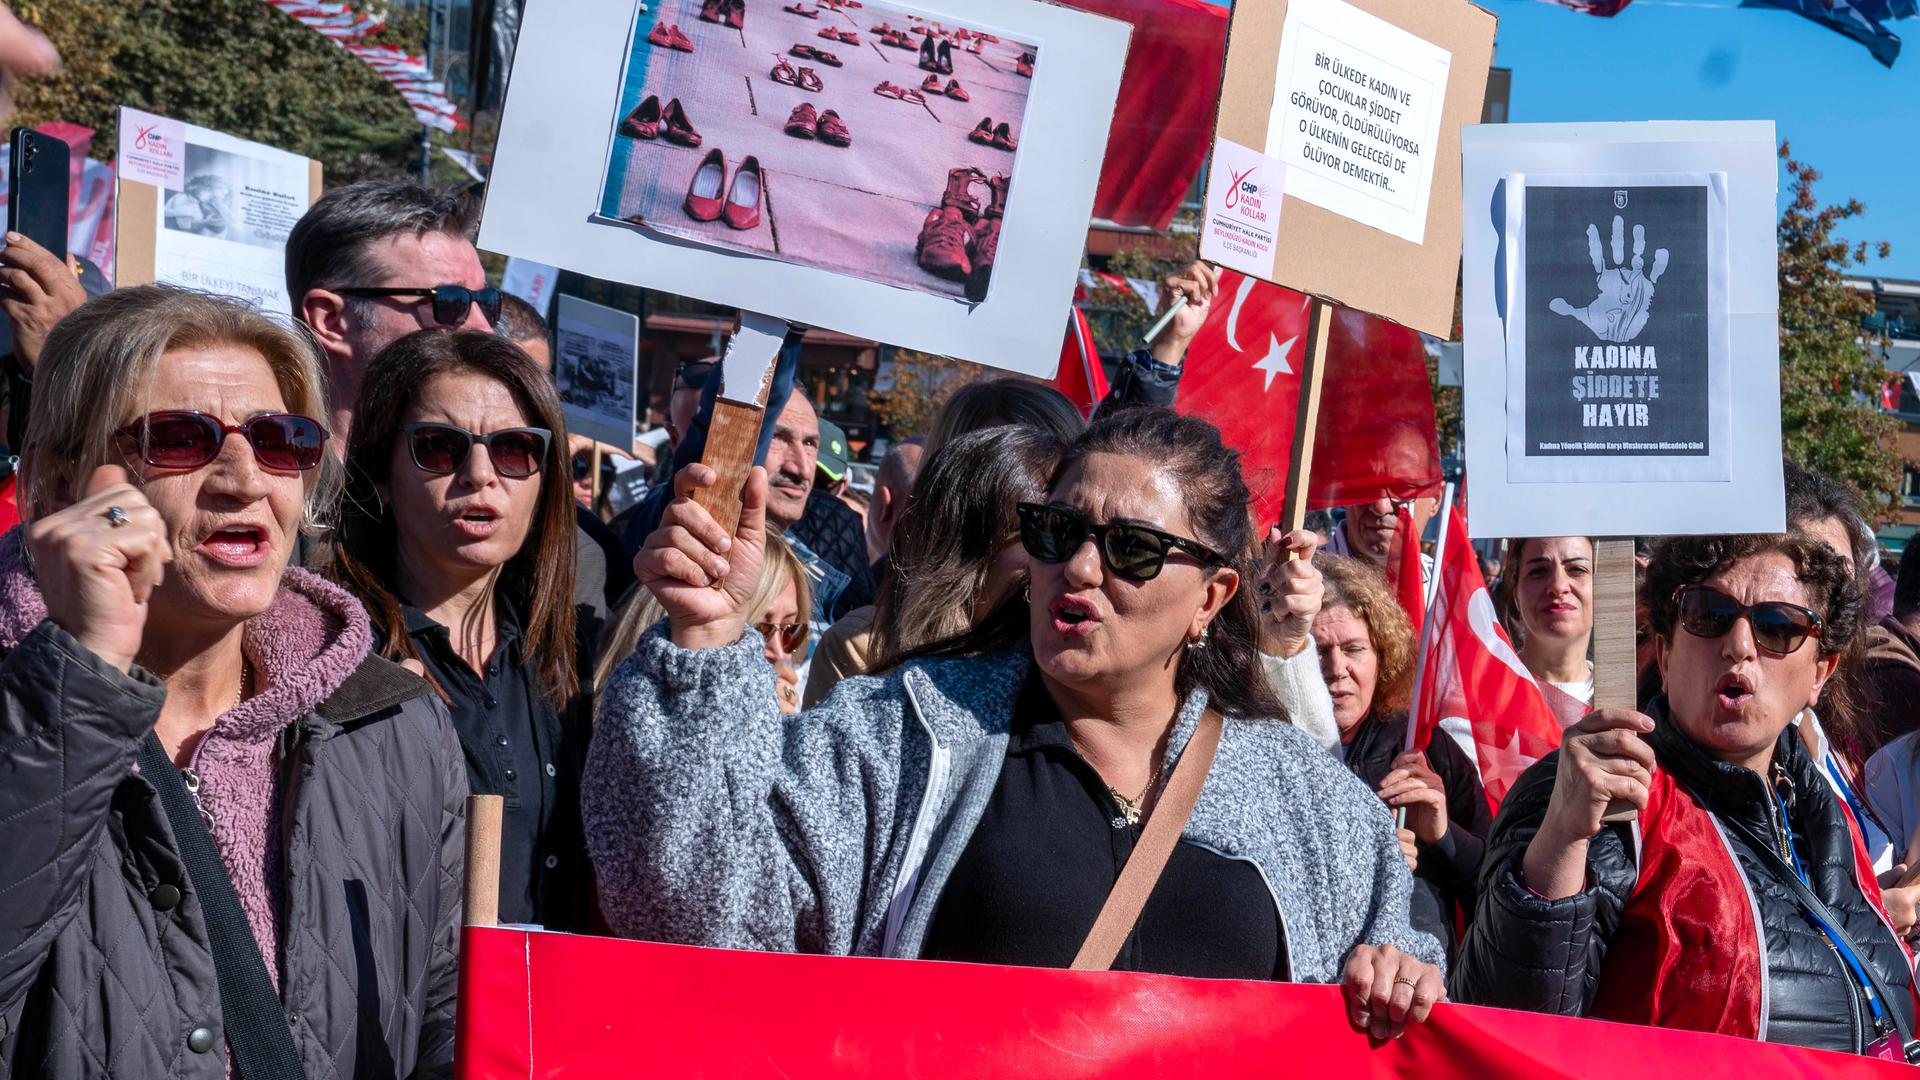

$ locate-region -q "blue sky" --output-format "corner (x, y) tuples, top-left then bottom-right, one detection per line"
(1206, 0), (1920, 278)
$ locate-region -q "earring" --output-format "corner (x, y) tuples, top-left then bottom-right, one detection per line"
(1186, 626), (1210, 651)
(1022, 582), (1031, 603)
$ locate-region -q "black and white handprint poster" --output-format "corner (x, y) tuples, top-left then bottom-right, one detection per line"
(1502, 172), (1729, 485)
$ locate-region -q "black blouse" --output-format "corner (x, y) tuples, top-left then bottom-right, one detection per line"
(921, 677), (1287, 980)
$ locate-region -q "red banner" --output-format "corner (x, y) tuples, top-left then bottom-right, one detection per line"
(456, 927), (1908, 1078)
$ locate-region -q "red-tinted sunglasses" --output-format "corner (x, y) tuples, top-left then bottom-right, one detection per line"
(116, 411), (330, 472)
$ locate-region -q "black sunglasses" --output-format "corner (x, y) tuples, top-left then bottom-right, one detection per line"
(337, 285), (503, 327)
(1017, 502), (1227, 583)
(1673, 584), (1823, 657)
(117, 410), (329, 472)
(403, 423), (552, 479)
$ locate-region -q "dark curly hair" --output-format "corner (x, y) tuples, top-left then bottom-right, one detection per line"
(1644, 532), (1862, 732)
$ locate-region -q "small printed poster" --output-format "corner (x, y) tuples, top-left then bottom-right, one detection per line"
(1199, 138), (1285, 279)
(1262, 0), (1452, 245)
(117, 107), (318, 314)
(1502, 172), (1730, 485)
(555, 294), (641, 449)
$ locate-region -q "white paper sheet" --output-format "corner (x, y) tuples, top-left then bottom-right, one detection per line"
(1261, 0), (1451, 245)
(555, 294), (642, 449)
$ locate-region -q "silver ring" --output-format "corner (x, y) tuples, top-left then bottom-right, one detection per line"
(1394, 976), (1418, 989)
(104, 505), (129, 528)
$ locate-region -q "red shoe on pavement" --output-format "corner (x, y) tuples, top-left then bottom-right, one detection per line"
(936, 40), (954, 74)
(647, 22), (675, 47)
(771, 56), (799, 84)
(726, 0), (745, 29)
(619, 95), (662, 139)
(698, 0), (724, 23)
(991, 121), (1017, 151)
(944, 79), (969, 102)
(798, 65), (825, 89)
(668, 25), (696, 51)
(783, 3), (819, 16)
(685, 149), (728, 222)
(874, 81), (902, 98)
(1016, 51), (1034, 77)
(837, 30), (861, 45)
(663, 98), (702, 147)
(818, 27), (839, 39)
(938, 165), (987, 215)
(815, 109), (852, 147)
(968, 117), (994, 145)
(920, 74), (943, 94)
(784, 102), (819, 138)
(966, 174), (1008, 301)
(724, 157), (765, 231)
(916, 206), (973, 281)
(899, 87), (927, 105)
(918, 35), (939, 72)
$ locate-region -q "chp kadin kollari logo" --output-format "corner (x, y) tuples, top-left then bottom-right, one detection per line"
(1522, 180), (1712, 457)
(1221, 162), (1273, 226)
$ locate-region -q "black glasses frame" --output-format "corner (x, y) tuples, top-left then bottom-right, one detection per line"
(402, 423), (553, 479)
(1672, 584), (1824, 657)
(1017, 502), (1227, 583)
(337, 285), (503, 327)
(116, 410), (329, 472)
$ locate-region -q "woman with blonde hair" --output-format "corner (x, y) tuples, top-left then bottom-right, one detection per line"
(1313, 553), (1488, 957)
(0, 284), (465, 1078)
(600, 531), (812, 711)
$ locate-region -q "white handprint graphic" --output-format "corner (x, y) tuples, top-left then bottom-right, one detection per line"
(1549, 214), (1670, 343)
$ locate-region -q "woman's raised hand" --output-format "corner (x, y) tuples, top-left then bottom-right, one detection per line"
(636, 464), (769, 650)
(1256, 527), (1322, 659)
(27, 466), (171, 674)
(1522, 708), (1655, 900)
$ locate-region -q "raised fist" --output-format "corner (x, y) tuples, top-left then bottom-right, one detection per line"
(1549, 214), (1669, 344)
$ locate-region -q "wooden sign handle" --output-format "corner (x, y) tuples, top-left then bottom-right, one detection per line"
(690, 400), (765, 539)
(464, 794), (504, 928)
(1592, 537), (1641, 823)
(1278, 298), (1334, 544)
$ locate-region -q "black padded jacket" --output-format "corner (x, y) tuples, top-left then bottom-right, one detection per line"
(1451, 698), (1916, 1056)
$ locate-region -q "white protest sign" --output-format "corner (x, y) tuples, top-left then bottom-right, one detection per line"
(1461, 121), (1781, 539)
(502, 256), (560, 314)
(1198, 138), (1285, 279)
(554, 294), (641, 449)
(1261, 0), (1451, 246)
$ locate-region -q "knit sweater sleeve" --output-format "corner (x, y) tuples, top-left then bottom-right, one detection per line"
(1261, 639), (1338, 753)
(583, 622), (907, 955)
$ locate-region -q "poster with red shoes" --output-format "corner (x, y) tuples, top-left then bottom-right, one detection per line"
(482, 0), (1129, 377)
(599, 0), (1038, 303)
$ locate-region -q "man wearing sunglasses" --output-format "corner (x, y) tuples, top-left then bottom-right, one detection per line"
(286, 181), (495, 452)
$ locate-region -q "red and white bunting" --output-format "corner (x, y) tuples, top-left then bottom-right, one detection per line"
(259, 0), (463, 133)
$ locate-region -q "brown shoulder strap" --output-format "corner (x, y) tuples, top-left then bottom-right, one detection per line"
(1070, 707), (1226, 972)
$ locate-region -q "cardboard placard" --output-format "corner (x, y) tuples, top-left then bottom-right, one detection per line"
(1460, 121), (1782, 540)
(480, 0), (1132, 377)
(113, 107), (322, 314)
(1207, 0), (1494, 337)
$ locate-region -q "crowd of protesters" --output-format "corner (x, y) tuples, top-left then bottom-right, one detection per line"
(2, 12), (1919, 1077)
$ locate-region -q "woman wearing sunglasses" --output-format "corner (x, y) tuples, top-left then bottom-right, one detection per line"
(1454, 533), (1918, 1059)
(590, 407), (1444, 1041)
(0, 286), (465, 1077)
(323, 328), (596, 933)
(596, 532), (813, 713)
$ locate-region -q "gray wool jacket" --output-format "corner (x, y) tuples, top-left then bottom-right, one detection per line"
(584, 627), (1444, 982)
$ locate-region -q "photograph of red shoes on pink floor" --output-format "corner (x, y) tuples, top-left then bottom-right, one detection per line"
(597, 0), (1038, 302)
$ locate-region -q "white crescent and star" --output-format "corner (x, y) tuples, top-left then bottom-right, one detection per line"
(1222, 275), (1305, 393)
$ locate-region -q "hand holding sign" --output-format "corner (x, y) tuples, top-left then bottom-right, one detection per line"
(1549, 214), (1670, 344)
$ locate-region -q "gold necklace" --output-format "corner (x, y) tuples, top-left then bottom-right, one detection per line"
(1107, 759), (1166, 828)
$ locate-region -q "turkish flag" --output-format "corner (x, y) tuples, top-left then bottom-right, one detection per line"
(1173, 272), (1312, 528)
(1390, 505), (1425, 635)
(1052, 306), (1110, 419)
(1412, 507), (1565, 809)
(1176, 271), (1441, 529)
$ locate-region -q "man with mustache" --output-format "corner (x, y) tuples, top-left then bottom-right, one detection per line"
(762, 389), (867, 646)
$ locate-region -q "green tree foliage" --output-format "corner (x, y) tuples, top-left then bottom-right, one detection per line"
(12, 0), (427, 183)
(1776, 142), (1902, 522)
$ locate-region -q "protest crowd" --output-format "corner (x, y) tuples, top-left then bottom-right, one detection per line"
(1, 0), (1918, 1076)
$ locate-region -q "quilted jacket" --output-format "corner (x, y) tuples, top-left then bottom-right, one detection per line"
(0, 613), (466, 1079)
